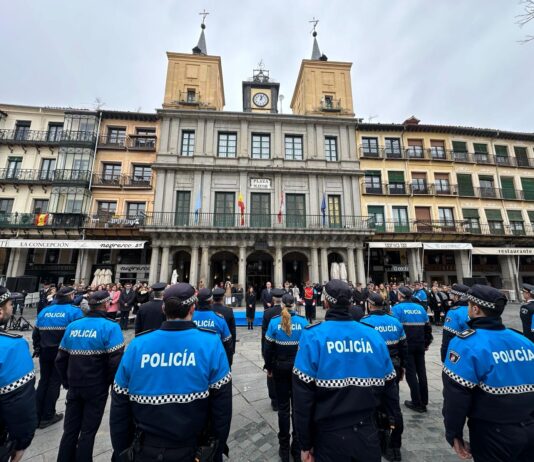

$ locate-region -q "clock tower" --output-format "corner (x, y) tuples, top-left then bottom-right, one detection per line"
(242, 63), (280, 113)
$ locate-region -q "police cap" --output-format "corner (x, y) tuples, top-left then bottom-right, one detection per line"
(398, 286), (413, 298)
(58, 286), (75, 297)
(282, 293), (295, 306)
(271, 288), (286, 298)
(324, 279), (352, 306)
(467, 284), (507, 313)
(450, 283), (470, 297)
(521, 283), (534, 295)
(198, 288), (213, 302)
(0, 286), (12, 306)
(163, 283), (198, 306)
(367, 292), (384, 307)
(212, 287), (225, 298)
(88, 290), (111, 306)
(151, 282), (166, 292)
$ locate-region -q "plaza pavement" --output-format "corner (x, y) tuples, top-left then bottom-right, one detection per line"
(18, 304), (523, 461)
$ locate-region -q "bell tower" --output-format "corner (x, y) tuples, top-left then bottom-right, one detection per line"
(162, 11), (225, 111)
(290, 19), (355, 117)
(242, 61), (280, 113)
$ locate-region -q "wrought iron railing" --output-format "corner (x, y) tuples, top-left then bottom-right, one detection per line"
(0, 129), (62, 144)
(92, 174), (152, 188)
(0, 212), (85, 229)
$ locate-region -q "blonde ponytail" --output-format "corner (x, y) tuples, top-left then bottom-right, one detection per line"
(281, 306), (292, 336)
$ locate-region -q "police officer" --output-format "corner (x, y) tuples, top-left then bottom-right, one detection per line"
(194, 288), (233, 364)
(110, 283), (232, 462)
(55, 290), (125, 462)
(262, 287), (285, 411)
(440, 283), (470, 362)
(392, 286), (432, 413)
(134, 282), (166, 335)
(442, 284), (534, 461)
(212, 287), (236, 366)
(361, 292), (407, 462)
(32, 286), (83, 428)
(293, 279), (399, 462)
(265, 293), (308, 462)
(0, 286), (37, 462)
(520, 283), (534, 342)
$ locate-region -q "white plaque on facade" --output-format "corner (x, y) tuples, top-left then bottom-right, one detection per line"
(368, 242), (422, 249)
(423, 243), (473, 250)
(250, 178), (272, 189)
(0, 239), (146, 249)
(472, 247), (534, 255)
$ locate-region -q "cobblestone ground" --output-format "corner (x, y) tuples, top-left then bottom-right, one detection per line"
(19, 304), (523, 461)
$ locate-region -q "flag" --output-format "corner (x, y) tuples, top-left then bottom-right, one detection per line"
(194, 190), (202, 224)
(35, 213), (49, 226)
(277, 191), (285, 224)
(237, 192), (245, 225)
(321, 193), (327, 225)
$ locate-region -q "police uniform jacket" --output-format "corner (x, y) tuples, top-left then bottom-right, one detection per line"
(392, 300), (432, 350)
(134, 299), (165, 335)
(32, 301), (83, 360)
(193, 306), (233, 364)
(110, 321), (232, 455)
(292, 309), (398, 451)
(361, 310), (408, 369)
(440, 300), (469, 362)
(442, 316), (534, 446)
(0, 331), (37, 451)
(212, 302), (236, 358)
(55, 310), (124, 388)
(261, 304), (282, 357)
(264, 312), (308, 372)
(520, 299), (534, 342)
(349, 304), (365, 321)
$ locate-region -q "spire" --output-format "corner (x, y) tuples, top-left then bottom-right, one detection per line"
(192, 10), (209, 55)
(309, 17), (327, 61)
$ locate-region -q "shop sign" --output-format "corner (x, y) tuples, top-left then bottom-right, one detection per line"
(390, 265), (409, 272)
(472, 247), (534, 256)
(116, 264), (151, 274)
(368, 242), (422, 249)
(423, 243), (472, 250)
(250, 178), (272, 189)
(0, 239), (146, 249)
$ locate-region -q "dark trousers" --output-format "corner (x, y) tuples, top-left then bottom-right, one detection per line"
(304, 303), (316, 322)
(132, 445), (196, 462)
(57, 385), (109, 462)
(273, 369), (299, 452)
(314, 417), (381, 462)
(107, 311), (118, 320)
(379, 381), (403, 449)
(119, 310), (130, 329)
(36, 355), (62, 421)
(432, 308), (441, 325)
(405, 348), (428, 407)
(468, 419), (534, 462)
(267, 374), (277, 404)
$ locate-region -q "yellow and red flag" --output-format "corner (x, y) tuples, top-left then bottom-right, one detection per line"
(237, 192), (245, 225)
(35, 213), (49, 226)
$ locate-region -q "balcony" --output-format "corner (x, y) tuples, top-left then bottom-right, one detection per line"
(319, 99), (342, 113)
(428, 148), (450, 161)
(411, 182), (432, 195)
(98, 135), (126, 149)
(92, 174), (152, 189)
(178, 91), (201, 106)
(98, 134), (157, 151)
(473, 153), (495, 165)
(475, 187), (501, 199)
(0, 212), (85, 229)
(359, 147), (383, 159)
(452, 151), (473, 163)
(0, 169), (55, 184)
(53, 170), (91, 186)
(0, 129), (62, 146)
(363, 183), (386, 195)
(86, 214), (145, 229)
(405, 147), (426, 160)
(59, 130), (96, 146)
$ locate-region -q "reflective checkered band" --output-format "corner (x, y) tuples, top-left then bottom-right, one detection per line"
(0, 291), (11, 305)
(385, 339), (400, 345)
(293, 367), (315, 384)
(60, 347), (106, 355)
(385, 371), (397, 381)
(222, 334), (232, 343)
(443, 325), (461, 335)
(0, 371), (35, 395)
(38, 326), (66, 331)
(400, 334), (406, 341)
(272, 340), (300, 345)
(324, 292), (338, 305)
(403, 322), (426, 326)
(182, 295), (198, 306)
(107, 342), (125, 353)
(209, 372), (232, 390)
(90, 296), (112, 305)
(113, 382), (129, 395)
(443, 366), (476, 389)
(467, 294), (496, 310)
(316, 376), (386, 388)
(479, 382), (534, 395)
(451, 289), (467, 297)
(130, 390), (209, 405)
(265, 335), (275, 343)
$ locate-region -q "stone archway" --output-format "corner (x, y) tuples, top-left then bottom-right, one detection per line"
(283, 251), (309, 291)
(172, 250), (191, 283)
(246, 250), (274, 295)
(210, 250), (239, 289)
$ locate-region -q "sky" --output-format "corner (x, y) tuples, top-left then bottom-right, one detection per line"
(1, 0), (533, 132)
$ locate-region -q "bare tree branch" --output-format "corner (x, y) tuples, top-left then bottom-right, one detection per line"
(517, 0), (534, 43)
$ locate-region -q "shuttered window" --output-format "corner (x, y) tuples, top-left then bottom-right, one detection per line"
(515, 147), (530, 167)
(368, 205), (385, 231)
(452, 141), (467, 152)
(485, 209), (502, 220)
(388, 171), (406, 194)
(528, 211), (534, 225)
(521, 178), (534, 200)
(388, 171), (405, 182)
(508, 210), (525, 235)
(485, 209), (504, 234)
(463, 208), (480, 234)
(457, 174), (474, 197)
(473, 143), (488, 153)
(495, 145), (510, 165)
(501, 177), (516, 200)
(507, 210), (523, 221)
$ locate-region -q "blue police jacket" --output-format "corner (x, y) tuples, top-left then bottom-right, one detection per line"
(55, 310), (124, 387)
(0, 331), (37, 450)
(264, 311), (308, 372)
(292, 309), (398, 451)
(392, 300), (432, 349)
(414, 289), (428, 302)
(440, 300), (469, 362)
(193, 307), (233, 365)
(520, 299), (534, 342)
(32, 301), (83, 357)
(110, 320), (232, 457)
(442, 316), (534, 446)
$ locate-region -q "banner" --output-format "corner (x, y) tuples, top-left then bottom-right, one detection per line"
(368, 242), (422, 249)
(472, 247), (534, 256)
(0, 240), (146, 249)
(34, 213), (49, 226)
(423, 243), (473, 250)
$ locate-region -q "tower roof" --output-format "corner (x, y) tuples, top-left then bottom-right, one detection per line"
(311, 32), (321, 60)
(192, 24), (207, 55)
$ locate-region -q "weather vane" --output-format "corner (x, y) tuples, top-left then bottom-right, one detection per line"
(309, 17), (319, 34)
(257, 59), (265, 71)
(199, 9), (209, 25)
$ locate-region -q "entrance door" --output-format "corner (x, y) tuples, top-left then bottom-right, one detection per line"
(250, 193), (271, 228)
(415, 206), (432, 232)
(246, 252), (274, 295)
(328, 195), (342, 228)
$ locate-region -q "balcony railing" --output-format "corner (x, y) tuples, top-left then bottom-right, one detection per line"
(364, 183), (458, 196)
(0, 169), (90, 185)
(98, 134), (157, 151)
(98, 135), (127, 149)
(0, 212), (85, 229)
(143, 212), (372, 231)
(0, 129), (63, 145)
(475, 187), (501, 199)
(53, 170), (91, 185)
(319, 99), (342, 112)
(59, 130), (97, 145)
(92, 174), (152, 189)
(178, 91), (201, 105)
(86, 214), (145, 228)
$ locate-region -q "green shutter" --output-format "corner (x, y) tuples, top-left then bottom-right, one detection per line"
(495, 145), (508, 156)
(457, 174), (474, 196)
(365, 170), (381, 177)
(452, 141), (467, 152)
(473, 143), (488, 153)
(485, 209), (502, 221)
(507, 210), (523, 221)
(388, 171), (405, 183)
(521, 178), (534, 200)
(368, 205), (385, 231)
(528, 211), (534, 224)
(501, 177), (516, 200)
(462, 208), (479, 218)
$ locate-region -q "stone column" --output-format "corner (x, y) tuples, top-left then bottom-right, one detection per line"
(159, 246), (170, 283)
(310, 247), (319, 283)
(407, 248), (419, 283)
(347, 247), (357, 284)
(8, 249), (28, 278)
(189, 246), (199, 287)
(320, 248), (329, 283)
(454, 250), (472, 284)
(274, 246), (283, 287)
(200, 246), (210, 286)
(148, 246), (160, 284)
(499, 255), (520, 302)
(356, 246), (366, 285)
(238, 245), (247, 289)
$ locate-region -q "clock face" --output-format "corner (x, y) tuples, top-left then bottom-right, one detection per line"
(253, 92), (269, 107)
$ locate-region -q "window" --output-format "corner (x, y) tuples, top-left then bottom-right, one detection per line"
(214, 192), (235, 227)
(102, 163), (121, 183)
(515, 146), (530, 167)
(367, 205), (385, 232)
(175, 191), (191, 226)
(0, 199), (14, 214)
(324, 95), (334, 109)
(250, 193), (271, 227)
(218, 132), (237, 158)
(324, 136), (338, 161)
(14, 121), (31, 140)
(392, 206), (409, 232)
(251, 134), (270, 159)
(72, 159), (90, 180)
(452, 141), (469, 162)
(364, 171), (382, 194)
(457, 173), (475, 197)
(33, 200), (49, 214)
(388, 171), (406, 194)
(328, 195), (342, 228)
(521, 178), (534, 201)
(438, 207), (455, 225)
(473, 143), (489, 163)
(107, 127), (126, 145)
(361, 137), (379, 157)
(407, 139), (424, 158)
(435, 173), (451, 194)
(528, 211), (534, 227)
(385, 138), (402, 158)
(6, 157), (22, 179)
(132, 165), (151, 184)
(40, 159), (56, 180)
(47, 123), (63, 142)
(485, 209), (504, 235)
(97, 201), (117, 219)
(495, 145), (509, 165)
(430, 140), (446, 159)
(501, 177), (516, 200)
(479, 175), (496, 198)
(65, 197), (83, 214)
(411, 173), (428, 194)
(463, 209), (480, 234)
(187, 89), (197, 103)
(126, 202), (146, 219)
(507, 210), (525, 235)
(134, 128), (156, 149)
(284, 135), (303, 160)
(181, 130), (195, 156)
(286, 194), (306, 228)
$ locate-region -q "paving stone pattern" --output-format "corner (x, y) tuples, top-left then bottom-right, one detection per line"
(20, 305), (523, 461)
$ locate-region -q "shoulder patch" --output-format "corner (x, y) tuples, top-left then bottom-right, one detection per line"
(135, 329), (154, 337)
(198, 327), (217, 334)
(305, 321), (322, 329)
(457, 328), (476, 339)
(0, 330), (22, 339)
(215, 312), (225, 318)
(449, 350), (461, 363)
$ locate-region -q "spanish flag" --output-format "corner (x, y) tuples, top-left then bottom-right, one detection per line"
(35, 213), (49, 226)
(237, 192), (245, 225)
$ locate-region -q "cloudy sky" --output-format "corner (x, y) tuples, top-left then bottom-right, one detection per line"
(1, 0), (533, 131)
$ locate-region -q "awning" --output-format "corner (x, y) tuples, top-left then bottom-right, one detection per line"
(472, 247), (534, 256)
(0, 240), (146, 249)
(368, 242), (422, 249)
(423, 243), (473, 250)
